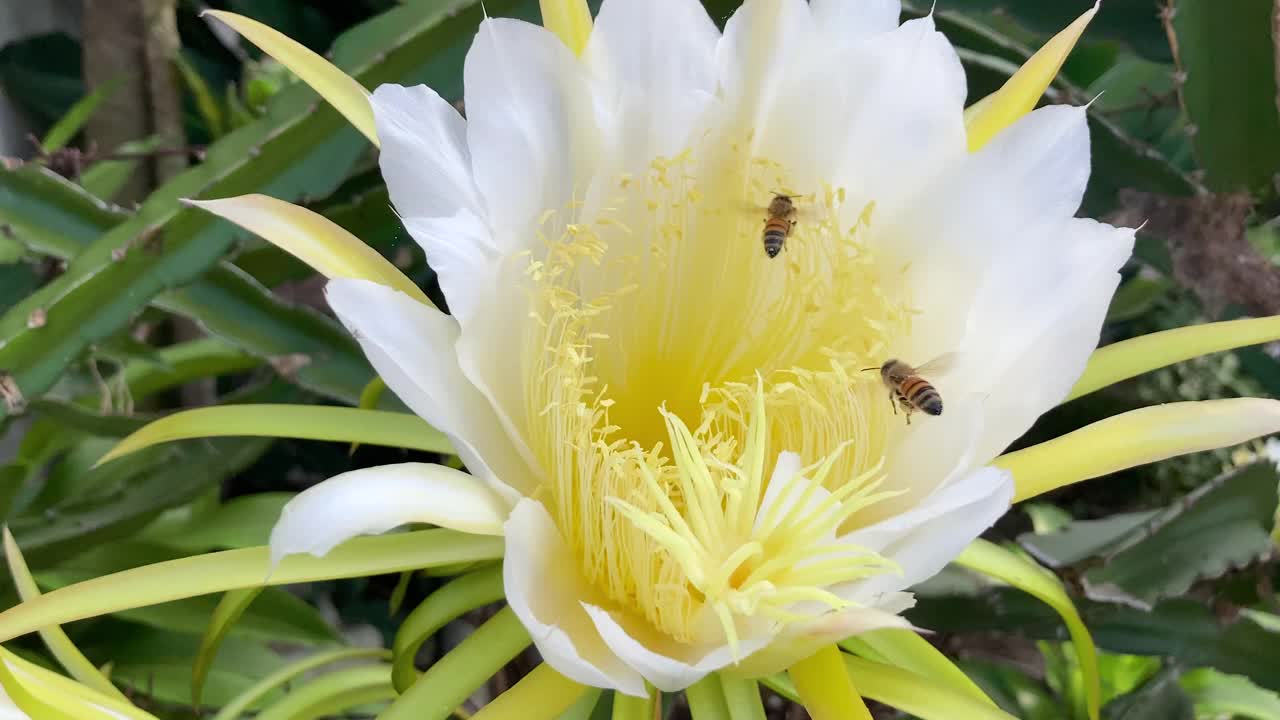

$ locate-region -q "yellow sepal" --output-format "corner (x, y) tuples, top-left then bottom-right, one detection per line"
(964, 3), (1098, 151)
(203, 10), (378, 146)
(790, 645), (874, 720)
(1069, 316), (1280, 402)
(540, 0), (593, 55)
(186, 194), (434, 307)
(998, 398), (1280, 502)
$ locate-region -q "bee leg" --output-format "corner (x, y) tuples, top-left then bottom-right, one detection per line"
(887, 389), (898, 414)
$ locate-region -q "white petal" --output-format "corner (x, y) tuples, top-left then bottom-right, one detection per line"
(582, 604), (772, 692)
(716, 0), (816, 140)
(370, 84), (481, 220)
(464, 18), (599, 244)
(837, 466), (1014, 604)
(325, 278), (538, 500)
(268, 463), (506, 565)
(828, 17), (968, 207)
(964, 219), (1135, 460)
(584, 0), (719, 168)
(504, 500), (649, 696)
(400, 211), (494, 323)
(863, 393), (985, 526)
(886, 105), (1101, 366)
(809, 0), (901, 46)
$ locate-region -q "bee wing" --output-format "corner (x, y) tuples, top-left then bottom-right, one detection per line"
(915, 352), (962, 378)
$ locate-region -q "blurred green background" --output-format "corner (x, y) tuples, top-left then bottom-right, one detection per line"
(0, 0), (1279, 718)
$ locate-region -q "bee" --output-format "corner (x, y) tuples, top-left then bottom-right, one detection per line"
(762, 193), (798, 258)
(872, 355), (954, 424)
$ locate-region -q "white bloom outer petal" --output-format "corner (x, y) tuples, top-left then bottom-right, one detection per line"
(828, 16), (967, 211)
(809, 0), (901, 46)
(400, 211), (493, 323)
(836, 466), (1015, 604)
(870, 393), (984, 523)
(268, 463), (507, 566)
(888, 105), (1104, 366)
(464, 18), (598, 244)
(370, 84), (481, 222)
(716, 0), (816, 138)
(324, 278), (537, 501)
(584, 0), (719, 168)
(582, 604), (772, 692)
(504, 499), (649, 697)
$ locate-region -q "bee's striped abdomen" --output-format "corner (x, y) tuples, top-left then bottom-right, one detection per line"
(763, 218), (790, 258)
(900, 376), (943, 416)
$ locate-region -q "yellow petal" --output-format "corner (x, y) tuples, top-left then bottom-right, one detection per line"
(963, 2), (1098, 151)
(956, 539), (1100, 720)
(186, 194), (433, 307)
(540, 0), (593, 55)
(1068, 316), (1280, 402)
(841, 629), (993, 707)
(97, 404), (452, 467)
(3, 530), (128, 702)
(0, 647), (160, 720)
(790, 644), (874, 720)
(998, 398), (1280, 502)
(203, 10), (377, 146)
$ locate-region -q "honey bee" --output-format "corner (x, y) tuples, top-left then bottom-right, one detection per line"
(761, 193), (798, 258)
(872, 355), (954, 424)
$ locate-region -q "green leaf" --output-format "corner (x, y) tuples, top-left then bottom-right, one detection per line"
(1180, 668), (1280, 720)
(910, 592), (1280, 694)
(0, 0), (533, 419)
(384, 607), (531, 720)
(960, 659), (1066, 720)
(1105, 275), (1173, 324)
(956, 540), (1101, 720)
(174, 51), (225, 138)
(8, 434), (270, 567)
(82, 623), (288, 709)
(99, 404), (452, 466)
(1081, 462), (1278, 608)
(2, 529), (128, 701)
(41, 75), (125, 153)
(1019, 511), (1160, 568)
(0, 529), (504, 643)
(151, 492), (295, 551)
(1168, 0), (1280, 195)
(211, 647), (390, 720)
(392, 564), (505, 692)
(0, 165), (371, 404)
(254, 663), (395, 720)
(36, 541), (337, 646)
(193, 588), (266, 708)
(78, 136), (163, 202)
(1102, 667), (1193, 720)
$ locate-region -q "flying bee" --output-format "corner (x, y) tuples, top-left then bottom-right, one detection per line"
(761, 193), (798, 258)
(868, 355), (955, 424)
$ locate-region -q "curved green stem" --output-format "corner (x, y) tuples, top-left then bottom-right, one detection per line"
(392, 564), (505, 692)
(470, 664), (588, 720)
(685, 674), (730, 720)
(212, 648), (389, 720)
(719, 675), (767, 720)
(382, 606), (531, 720)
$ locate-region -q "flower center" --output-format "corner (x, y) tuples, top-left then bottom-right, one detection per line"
(520, 136), (915, 649)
